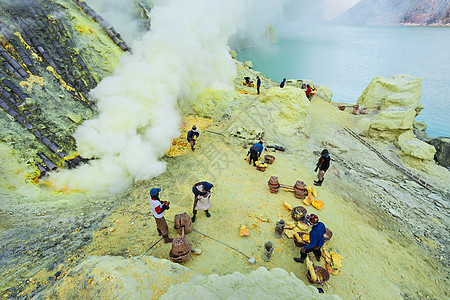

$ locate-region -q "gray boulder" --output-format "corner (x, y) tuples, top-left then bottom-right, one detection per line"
(428, 137), (450, 168)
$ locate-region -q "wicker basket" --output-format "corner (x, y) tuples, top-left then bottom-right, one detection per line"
(268, 176), (280, 193)
(256, 166), (266, 172)
(174, 212), (192, 235)
(169, 249), (191, 263)
(264, 155), (275, 164)
(306, 266), (330, 284)
(291, 206), (307, 221)
(324, 228), (333, 242)
(293, 232), (309, 247)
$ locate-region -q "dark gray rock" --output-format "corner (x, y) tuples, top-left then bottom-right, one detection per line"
(428, 137), (450, 168)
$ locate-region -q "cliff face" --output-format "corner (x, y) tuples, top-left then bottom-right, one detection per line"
(336, 0), (450, 25)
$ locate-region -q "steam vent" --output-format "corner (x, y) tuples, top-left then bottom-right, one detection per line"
(0, 0), (134, 181)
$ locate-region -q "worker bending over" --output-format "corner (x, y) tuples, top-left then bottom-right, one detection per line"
(192, 181), (214, 223)
(294, 214), (326, 263)
(149, 188), (173, 243)
(248, 141), (264, 166)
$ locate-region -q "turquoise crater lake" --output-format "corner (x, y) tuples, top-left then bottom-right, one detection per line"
(237, 25), (450, 138)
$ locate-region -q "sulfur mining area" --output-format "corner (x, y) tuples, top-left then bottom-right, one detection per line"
(0, 0), (449, 299)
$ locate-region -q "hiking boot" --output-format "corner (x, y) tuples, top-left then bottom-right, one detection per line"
(192, 215), (196, 223)
(315, 255), (321, 262)
(314, 181), (322, 186)
(163, 235), (173, 243)
(293, 257), (305, 263)
(205, 211), (211, 218)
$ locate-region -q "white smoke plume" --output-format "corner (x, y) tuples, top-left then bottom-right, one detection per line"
(49, 0), (286, 193)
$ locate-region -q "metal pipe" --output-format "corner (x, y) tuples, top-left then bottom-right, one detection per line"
(35, 163), (47, 178)
(37, 152), (57, 171)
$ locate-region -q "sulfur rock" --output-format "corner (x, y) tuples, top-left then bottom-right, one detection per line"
(357, 74), (422, 110)
(260, 87), (311, 135)
(395, 131), (436, 160)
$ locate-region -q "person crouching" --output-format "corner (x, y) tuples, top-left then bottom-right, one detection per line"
(293, 214), (326, 263)
(248, 141), (264, 166)
(192, 181), (214, 222)
(149, 188), (173, 243)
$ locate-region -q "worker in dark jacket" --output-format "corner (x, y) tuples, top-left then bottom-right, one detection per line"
(149, 188), (173, 243)
(314, 149), (330, 186)
(280, 78), (286, 88)
(247, 141), (264, 166)
(256, 76), (261, 94)
(294, 214), (326, 263)
(187, 125), (200, 151)
(192, 181), (214, 222)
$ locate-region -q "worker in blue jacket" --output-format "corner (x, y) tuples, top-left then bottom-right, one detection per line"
(294, 214), (326, 263)
(247, 141), (263, 166)
(187, 125), (200, 151)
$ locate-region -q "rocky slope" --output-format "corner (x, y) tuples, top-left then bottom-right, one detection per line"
(336, 0), (450, 25)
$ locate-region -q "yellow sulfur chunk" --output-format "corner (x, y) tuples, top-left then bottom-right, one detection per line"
(283, 200), (293, 211)
(296, 222), (309, 231)
(303, 234), (310, 243)
(239, 225), (250, 236)
(285, 221), (296, 228)
(307, 185), (312, 195)
(312, 199), (324, 210)
(306, 256), (318, 282)
(293, 232), (301, 243)
(303, 194), (313, 206)
(284, 229), (294, 239)
(312, 186), (317, 197)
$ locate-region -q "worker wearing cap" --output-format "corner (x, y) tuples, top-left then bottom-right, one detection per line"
(192, 181), (214, 222)
(187, 125), (200, 151)
(314, 149), (330, 186)
(294, 214), (326, 263)
(149, 188), (173, 243)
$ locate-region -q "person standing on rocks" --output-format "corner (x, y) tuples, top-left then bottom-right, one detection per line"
(314, 149), (330, 186)
(192, 181), (214, 222)
(187, 125), (200, 151)
(149, 188), (173, 243)
(305, 84), (312, 100)
(248, 141), (264, 166)
(294, 214), (326, 263)
(256, 76), (261, 94)
(280, 78), (286, 88)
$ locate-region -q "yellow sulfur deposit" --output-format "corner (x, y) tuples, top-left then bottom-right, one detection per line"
(285, 221), (296, 229)
(284, 229), (295, 239)
(322, 249), (332, 264)
(19, 75), (44, 92)
(293, 232), (301, 243)
(303, 234), (310, 243)
(255, 161), (268, 167)
(239, 225), (249, 237)
(312, 199), (324, 210)
(306, 256), (318, 282)
(283, 200), (293, 211)
(330, 252), (343, 273)
(307, 185), (312, 195)
(296, 222), (309, 231)
(312, 186), (317, 197)
(303, 194), (313, 206)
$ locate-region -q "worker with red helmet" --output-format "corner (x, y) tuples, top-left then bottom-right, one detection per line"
(294, 214), (326, 263)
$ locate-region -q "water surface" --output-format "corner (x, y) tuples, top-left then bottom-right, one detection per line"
(238, 25), (450, 137)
